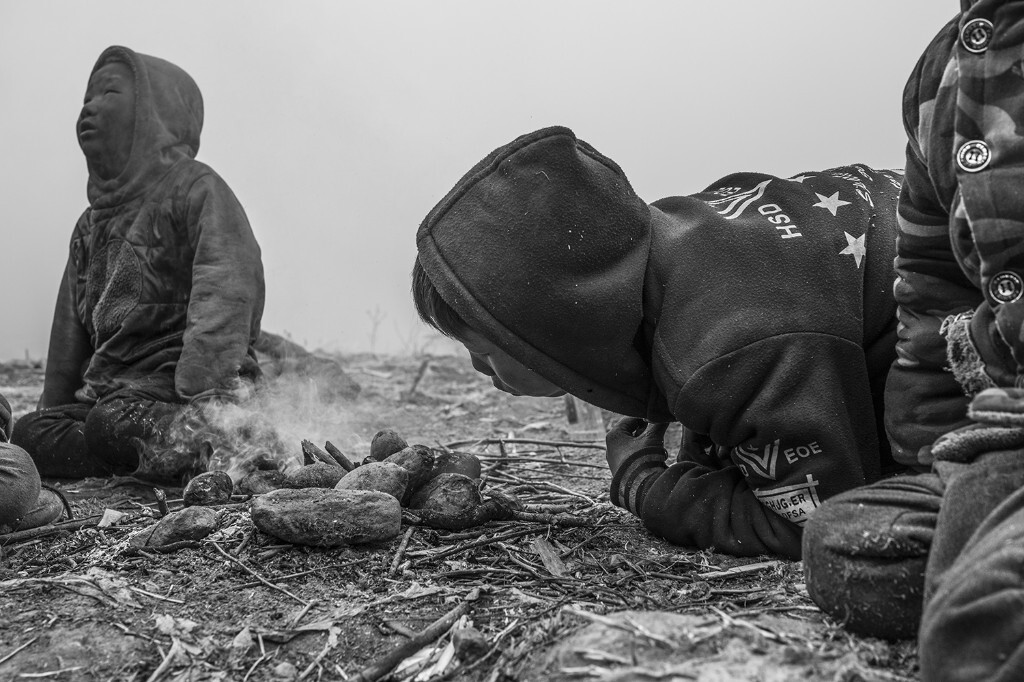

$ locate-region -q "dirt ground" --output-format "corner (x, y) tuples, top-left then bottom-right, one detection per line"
(0, 354), (918, 681)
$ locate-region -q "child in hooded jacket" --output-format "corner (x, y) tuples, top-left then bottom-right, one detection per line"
(802, 0), (1024, 668)
(413, 125), (905, 562)
(12, 46), (264, 482)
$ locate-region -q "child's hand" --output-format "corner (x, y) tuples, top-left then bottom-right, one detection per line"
(605, 417), (669, 474)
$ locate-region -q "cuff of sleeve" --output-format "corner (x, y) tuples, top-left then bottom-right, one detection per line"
(610, 446), (667, 516)
(932, 423), (1024, 462)
(969, 387), (1024, 427)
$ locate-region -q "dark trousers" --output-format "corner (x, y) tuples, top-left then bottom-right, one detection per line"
(12, 394), (186, 480)
(919, 484), (1024, 681)
(801, 449), (1024, 640)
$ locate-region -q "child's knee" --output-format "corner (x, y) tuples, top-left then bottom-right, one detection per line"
(10, 409), (49, 451)
(0, 442), (42, 525)
(802, 477), (941, 639)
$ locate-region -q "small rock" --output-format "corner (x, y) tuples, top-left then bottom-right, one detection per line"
(453, 626), (489, 662)
(334, 461), (408, 501)
(183, 470), (234, 506)
(252, 488), (401, 547)
(131, 506), (218, 548)
(272, 661), (298, 679)
(287, 463), (347, 489)
(409, 473), (481, 515)
(384, 445), (435, 501)
(426, 451), (481, 482)
(236, 470), (289, 495)
(368, 428), (408, 462)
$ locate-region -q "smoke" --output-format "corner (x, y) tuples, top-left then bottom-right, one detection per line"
(154, 370), (362, 484)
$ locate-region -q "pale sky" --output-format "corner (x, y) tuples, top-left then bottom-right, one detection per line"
(0, 1), (955, 360)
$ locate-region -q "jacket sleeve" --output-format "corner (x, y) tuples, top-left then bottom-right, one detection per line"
(610, 334), (879, 560)
(175, 173), (265, 401)
(884, 145), (979, 463)
(39, 255), (92, 408)
(883, 37), (980, 463)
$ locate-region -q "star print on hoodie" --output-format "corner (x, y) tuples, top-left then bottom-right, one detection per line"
(42, 46), (265, 407)
(417, 127), (902, 559)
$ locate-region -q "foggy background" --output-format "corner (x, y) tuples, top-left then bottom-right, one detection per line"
(1, 1), (954, 361)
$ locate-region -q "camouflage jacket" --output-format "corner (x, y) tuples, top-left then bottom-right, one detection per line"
(886, 0), (1024, 465)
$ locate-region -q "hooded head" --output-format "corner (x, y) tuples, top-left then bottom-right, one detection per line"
(78, 46), (204, 207)
(415, 126), (667, 418)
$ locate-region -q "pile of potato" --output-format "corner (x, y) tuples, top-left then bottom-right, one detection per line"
(177, 428), (518, 548)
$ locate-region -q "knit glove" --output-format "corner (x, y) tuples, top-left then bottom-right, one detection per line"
(605, 417), (669, 475)
(932, 388), (1024, 463)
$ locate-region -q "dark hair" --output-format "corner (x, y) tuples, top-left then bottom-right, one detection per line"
(412, 256), (470, 339)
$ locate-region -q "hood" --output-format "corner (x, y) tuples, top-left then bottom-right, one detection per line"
(85, 46), (204, 208)
(417, 126), (669, 419)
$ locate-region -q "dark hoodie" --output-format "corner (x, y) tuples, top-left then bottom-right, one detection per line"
(42, 46), (264, 406)
(417, 127), (902, 559)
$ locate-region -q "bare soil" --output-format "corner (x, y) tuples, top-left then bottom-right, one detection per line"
(0, 354), (918, 681)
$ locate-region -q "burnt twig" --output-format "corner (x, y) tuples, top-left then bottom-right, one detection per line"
(153, 489), (169, 517)
(324, 441), (357, 471)
(301, 439), (341, 468)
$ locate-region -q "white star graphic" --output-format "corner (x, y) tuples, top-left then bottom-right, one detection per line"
(840, 232), (867, 268)
(813, 191), (852, 216)
(790, 174), (813, 183)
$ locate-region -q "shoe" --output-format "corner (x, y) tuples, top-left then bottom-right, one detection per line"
(2, 487), (69, 533)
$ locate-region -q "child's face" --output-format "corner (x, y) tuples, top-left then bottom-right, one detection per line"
(78, 61), (135, 179)
(460, 330), (566, 398)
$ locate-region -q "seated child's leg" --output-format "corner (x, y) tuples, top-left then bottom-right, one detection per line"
(11, 403), (96, 478)
(802, 473), (942, 639)
(919, 484), (1024, 682)
(85, 395), (194, 480)
(925, 451), (1024, 603)
(0, 442), (41, 526)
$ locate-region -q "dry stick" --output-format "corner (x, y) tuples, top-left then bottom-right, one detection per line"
(288, 600), (318, 629)
(0, 636), (38, 666)
(207, 541), (307, 606)
(388, 527), (416, 578)
(446, 437), (607, 450)
(403, 358), (431, 399)
(489, 470), (597, 506)
(145, 637), (184, 682)
(510, 511), (595, 528)
(699, 560), (781, 580)
(297, 626), (339, 681)
(129, 586), (185, 605)
(476, 453), (607, 469)
(0, 517), (100, 546)
(410, 526), (547, 566)
(349, 601), (470, 682)
(324, 441), (357, 471)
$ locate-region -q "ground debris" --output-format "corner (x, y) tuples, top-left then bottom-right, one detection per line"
(0, 354), (918, 680)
